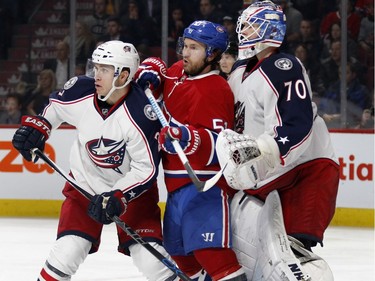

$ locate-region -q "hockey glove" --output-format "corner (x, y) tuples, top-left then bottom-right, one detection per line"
(134, 57), (167, 93)
(12, 115), (52, 162)
(88, 190), (127, 224)
(216, 129), (280, 190)
(159, 125), (201, 155)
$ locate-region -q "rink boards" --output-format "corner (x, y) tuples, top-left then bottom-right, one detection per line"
(0, 127), (374, 227)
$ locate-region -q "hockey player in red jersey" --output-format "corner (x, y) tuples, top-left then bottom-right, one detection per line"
(215, 1), (339, 280)
(12, 41), (178, 281)
(135, 21), (247, 280)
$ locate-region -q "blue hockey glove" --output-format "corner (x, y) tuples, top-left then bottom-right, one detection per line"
(135, 68), (161, 91)
(134, 57), (167, 92)
(88, 190), (127, 224)
(12, 115), (52, 162)
(159, 125), (201, 155)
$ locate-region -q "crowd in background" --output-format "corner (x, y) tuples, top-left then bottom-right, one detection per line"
(0, 0), (373, 129)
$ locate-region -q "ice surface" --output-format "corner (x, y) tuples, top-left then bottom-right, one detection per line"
(0, 218), (373, 280)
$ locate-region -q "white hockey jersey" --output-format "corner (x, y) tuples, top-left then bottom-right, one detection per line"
(228, 52), (338, 187)
(41, 76), (162, 201)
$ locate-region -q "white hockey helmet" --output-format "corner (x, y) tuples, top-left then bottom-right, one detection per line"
(237, 0), (286, 59)
(90, 40), (140, 101)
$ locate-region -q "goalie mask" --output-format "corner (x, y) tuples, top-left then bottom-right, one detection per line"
(237, 0), (286, 59)
(177, 20), (229, 58)
(88, 40), (140, 101)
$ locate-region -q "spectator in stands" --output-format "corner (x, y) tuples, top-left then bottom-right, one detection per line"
(294, 19), (322, 59)
(319, 40), (341, 91)
(320, 22), (359, 64)
(14, 81), (28, 97)
(43, 40), (70, 89)
(64, 20), (96, 65)
(23, 69), (57, 116)
(84, 0), (110, 41)
(167, 5), (187, 48)
(173, 0), (201, 23)
(318, 61), (370, 128)
(98, 15), (127, 43)
(119, 0), (158, 47)
(222, 15), (237, 43)
(275, 0), (303, 53)
(197, 0), (225, 23)
(358, 0), (374, 66)
(354, 107), (374, 129)
(0, 93), (23, 124)
(140, 0), (162, 26)
(294, 43), (325, 97)
(320, 0), (362, 41)
(219, 41), (238, 79)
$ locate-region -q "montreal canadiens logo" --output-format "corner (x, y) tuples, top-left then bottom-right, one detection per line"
(144, 105), (158, 121)
(274, 58), (293, 70)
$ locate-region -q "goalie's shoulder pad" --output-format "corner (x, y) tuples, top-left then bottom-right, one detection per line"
(51, 75), (95, 102)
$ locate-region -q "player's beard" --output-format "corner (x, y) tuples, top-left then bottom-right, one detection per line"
(184, 59), (210, 76)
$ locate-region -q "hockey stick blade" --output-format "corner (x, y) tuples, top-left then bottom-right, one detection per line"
(144, 88), (225, 192)
(31, 148), (192, 281)
(185, 162), (227, 192)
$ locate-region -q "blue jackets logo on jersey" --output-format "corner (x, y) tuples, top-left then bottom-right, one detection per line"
(144, 104), (158, 121)
(63, 77), (79, 90)
(274, 58), (293, 70)
(86, 137), (126, 173)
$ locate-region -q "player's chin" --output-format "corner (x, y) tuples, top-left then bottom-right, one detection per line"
(183, 63), (191, 73)
(95, 85), (103, 93)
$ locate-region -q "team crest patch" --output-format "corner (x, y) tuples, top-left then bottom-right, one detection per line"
(144, 104), (157, 121)
(274, 58), (293, 70)
(63, 77), (78, 90)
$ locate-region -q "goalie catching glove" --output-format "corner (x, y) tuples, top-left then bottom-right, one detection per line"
(12, 115), (52, 162)
(88, 190), (127, 224)
(216, 129), (280, 190)
(159, 125), (201, 155)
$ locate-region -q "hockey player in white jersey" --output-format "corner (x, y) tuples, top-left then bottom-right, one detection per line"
(12, 41), (177, 281)
(215, 1), (339, 280)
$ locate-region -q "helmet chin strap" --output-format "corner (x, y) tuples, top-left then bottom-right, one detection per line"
(97, 76), (128, 102)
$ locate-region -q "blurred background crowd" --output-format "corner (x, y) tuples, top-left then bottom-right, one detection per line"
(0, 0), (373, 129)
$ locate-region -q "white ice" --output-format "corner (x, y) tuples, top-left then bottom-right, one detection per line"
(0, 218), (373, 280)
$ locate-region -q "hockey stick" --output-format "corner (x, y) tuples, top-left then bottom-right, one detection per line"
(31, 148), (192, 281)
(145, 88), (227, 192)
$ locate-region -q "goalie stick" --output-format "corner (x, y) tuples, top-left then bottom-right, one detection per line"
(144, 88), (227, 192)
(31, 148), (192, 281)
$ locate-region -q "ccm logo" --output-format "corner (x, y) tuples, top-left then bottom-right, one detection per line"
(0, 141), (54, 173)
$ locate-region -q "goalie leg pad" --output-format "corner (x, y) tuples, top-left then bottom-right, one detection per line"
(289, 237), (334, 281)
(230, 191), (264, 280)
(39, 235), (91, 280)
(130, 242), (178, 281)
(253, 191), (311, 281)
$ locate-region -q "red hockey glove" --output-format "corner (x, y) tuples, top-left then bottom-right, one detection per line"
(159, 125), (201, 155)
(12, 115), (52, 162)
(88, 190), (127, 225)
(134, 57), (167, 96)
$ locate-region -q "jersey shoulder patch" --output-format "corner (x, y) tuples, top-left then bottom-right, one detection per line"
(51, 75), (95, 102)
(260, 53), (303, 85)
